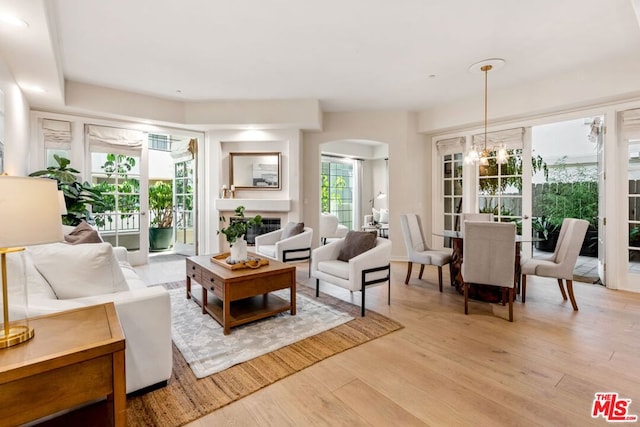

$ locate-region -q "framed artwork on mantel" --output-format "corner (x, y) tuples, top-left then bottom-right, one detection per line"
(230, 152), (281, 190)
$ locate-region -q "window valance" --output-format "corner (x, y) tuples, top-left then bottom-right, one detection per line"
(435, 137), (465, 156)
(472, 127), (524, 150)
(42, 119), (72, 150)
(86, 124), (144, 153)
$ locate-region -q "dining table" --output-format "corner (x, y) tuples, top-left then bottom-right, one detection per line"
(435, 229), (544, 303)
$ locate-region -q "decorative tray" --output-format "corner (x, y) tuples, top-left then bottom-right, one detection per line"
(210, 253), (270, 270)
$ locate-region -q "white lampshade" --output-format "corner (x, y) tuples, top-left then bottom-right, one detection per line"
(0, 177), (64, 247)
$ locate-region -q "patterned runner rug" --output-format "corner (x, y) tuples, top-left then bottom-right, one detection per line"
(126, 281), (403, 426)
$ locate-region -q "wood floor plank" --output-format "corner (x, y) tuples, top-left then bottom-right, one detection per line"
(333, 378), (428, 427)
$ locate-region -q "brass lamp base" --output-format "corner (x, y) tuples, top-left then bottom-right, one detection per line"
(0, 324), (35, 348)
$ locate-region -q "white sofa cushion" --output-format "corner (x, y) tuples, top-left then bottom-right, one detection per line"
(5, 251), (57, 303)
(28, 242), (129, 299)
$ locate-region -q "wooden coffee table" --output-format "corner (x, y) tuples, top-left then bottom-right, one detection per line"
(186, 253), (296, 334)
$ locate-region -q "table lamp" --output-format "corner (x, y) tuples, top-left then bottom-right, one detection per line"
(0, 177), (63, 348)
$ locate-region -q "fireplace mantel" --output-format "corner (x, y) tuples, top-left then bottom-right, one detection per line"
(214, 198), (291, 212)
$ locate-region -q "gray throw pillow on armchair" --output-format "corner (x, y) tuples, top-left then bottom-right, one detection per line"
(337, 231), (377, 262)
(281, 222), (304, 239)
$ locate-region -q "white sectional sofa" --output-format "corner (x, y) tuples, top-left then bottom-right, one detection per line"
(5, 237), (173, 394)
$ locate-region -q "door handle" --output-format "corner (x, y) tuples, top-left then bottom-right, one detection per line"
(523, 215), (530, 219)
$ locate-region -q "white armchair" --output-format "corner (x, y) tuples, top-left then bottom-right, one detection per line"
(311, 235), (391, 316)
(255, 226), (313, 272)
(319, 212), (348, 244)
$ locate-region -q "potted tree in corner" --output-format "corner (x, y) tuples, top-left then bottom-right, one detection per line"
(149, 181), (173, 251)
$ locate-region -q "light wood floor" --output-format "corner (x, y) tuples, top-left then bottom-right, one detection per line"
(182, 261), (640, 426)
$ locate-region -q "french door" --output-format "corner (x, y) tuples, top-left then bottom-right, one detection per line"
(173, 159), (196, 255)
(90, 150), (149, 265)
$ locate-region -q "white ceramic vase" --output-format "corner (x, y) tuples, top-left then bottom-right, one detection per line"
(229, 237), (248, 263)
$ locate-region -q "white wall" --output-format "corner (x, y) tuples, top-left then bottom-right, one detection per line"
(0, 58), (30, 175)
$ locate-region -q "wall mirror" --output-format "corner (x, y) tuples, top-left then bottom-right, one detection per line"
(230, 152), (281, 189)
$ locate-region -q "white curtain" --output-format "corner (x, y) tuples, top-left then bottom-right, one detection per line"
(86, 124), (144, 153)
(472, 127), (524, 150)
(42, 119), (72, 150)
(621, 109), (640, 140)
(435, 137), (465, 156)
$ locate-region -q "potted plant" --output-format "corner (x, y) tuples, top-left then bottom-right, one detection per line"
(532, 216), (560, 252)
(218, 206), (262, 263)
(29, 154), (105, 225)
(149, 181), (174, 251)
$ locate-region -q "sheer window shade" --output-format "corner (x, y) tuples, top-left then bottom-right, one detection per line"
(42, 119), (72, 150)
(436, 137), (465, 156)
(621, 109), (640, 140)
(86, 124), (144, 153)
(472, 127), (524, 150)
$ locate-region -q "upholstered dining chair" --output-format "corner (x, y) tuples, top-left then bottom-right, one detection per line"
(460, 212), (494, 234)
(521, 218), (589, 311)
(399, 213), (452, 291)
(462, 221), (517, 321)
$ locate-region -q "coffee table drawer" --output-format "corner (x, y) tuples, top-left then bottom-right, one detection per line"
(186, 260), (202, 284)
(202, 270), (224, 298)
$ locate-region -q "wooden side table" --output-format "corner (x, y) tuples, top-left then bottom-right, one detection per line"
(0, 303), (126, 426)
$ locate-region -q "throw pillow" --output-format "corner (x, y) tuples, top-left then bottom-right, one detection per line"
(372, 208), (381, 223)
(64, 221), (103, 244)
(28, 242), (129, 299)
(337, 230), (378, 262)
(379, 208), (389, 224)
(281, 222), (304, 239)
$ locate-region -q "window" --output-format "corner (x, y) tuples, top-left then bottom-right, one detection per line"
(443, 153), (463, 237)
(629, 140), (640, 268)
(149, 133), (171, 151)
(321, 156), (354, 230)
(90, 153), (142, 249)
(478, 148), (523, 224)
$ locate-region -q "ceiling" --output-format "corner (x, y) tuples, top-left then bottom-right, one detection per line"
(1, 0), (640, 114)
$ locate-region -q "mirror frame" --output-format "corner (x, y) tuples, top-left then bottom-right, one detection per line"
(229, 152), (281, 190)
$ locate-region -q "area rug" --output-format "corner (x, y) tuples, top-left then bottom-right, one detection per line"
(169, 286), (354, 378)
(126, 281), (403, 426)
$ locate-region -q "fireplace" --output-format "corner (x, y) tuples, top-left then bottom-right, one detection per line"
(231, 217), (281, 245)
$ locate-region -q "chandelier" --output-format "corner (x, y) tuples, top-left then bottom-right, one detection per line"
(465, 59), (507, 165)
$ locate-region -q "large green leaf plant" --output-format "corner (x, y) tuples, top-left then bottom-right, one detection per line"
(29, 154), (105, 226)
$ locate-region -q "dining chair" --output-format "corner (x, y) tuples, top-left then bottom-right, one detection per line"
(462, 221), (517, 321)
(460, 212), (494, 234)
(521, 218), (589, 311)
(399, 213), (452, 291)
